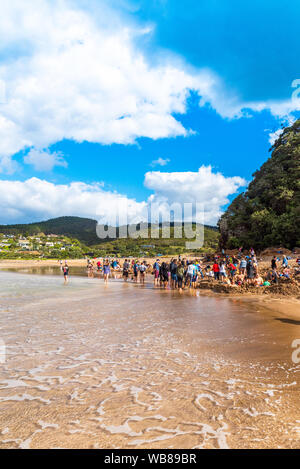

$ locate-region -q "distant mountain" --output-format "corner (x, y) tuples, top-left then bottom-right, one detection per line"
(0, 216), (219, 249)
(219, 119), (300, 250)
(0, 216), (99, 245)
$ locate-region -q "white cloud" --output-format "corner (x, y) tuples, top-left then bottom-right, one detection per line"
(150, 157), (170, 167)
(0, 167), (246, 226)
(0, 178), (147, 225)
(0, 0), (298, 175)
(0, 0), (213, 172)
(0, 0), (298, 174)
(24, 149), (67, 172)
(144, 166), (246, 225)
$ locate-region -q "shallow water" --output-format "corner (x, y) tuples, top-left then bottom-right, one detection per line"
(4, 265), (95, 277)
(0, 271), (299, 449)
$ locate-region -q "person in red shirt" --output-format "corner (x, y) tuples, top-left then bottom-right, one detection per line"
(228, 262), (237, 280)
(212, 262), (220, 280)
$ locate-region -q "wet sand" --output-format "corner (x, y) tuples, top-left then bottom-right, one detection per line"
(0, 271), (299, 449)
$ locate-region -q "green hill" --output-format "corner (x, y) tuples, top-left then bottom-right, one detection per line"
(0, 216), (99, 245)
(219, 119), (300, 251)
(0, 216), (219, 256)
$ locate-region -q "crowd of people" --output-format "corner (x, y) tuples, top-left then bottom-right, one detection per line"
(80, 250), (300, 290)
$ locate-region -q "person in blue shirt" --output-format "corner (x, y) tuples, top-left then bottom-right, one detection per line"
(103, 260), (110, 285)
(153, 259), (160, 286)
(239, 258), (247, 274)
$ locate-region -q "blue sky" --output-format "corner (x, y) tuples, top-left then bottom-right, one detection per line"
(0, 0), (299, 225)
(131, 0), (300, 101)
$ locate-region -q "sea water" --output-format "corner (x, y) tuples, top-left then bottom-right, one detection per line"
(0, 270), (299, 449)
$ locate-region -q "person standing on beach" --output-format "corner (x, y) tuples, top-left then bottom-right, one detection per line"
(153, 259), (160, 286)
(246, 258), (254, 283)
(103, 260), (110, 284)
(191, 262), (199, 288)
(186, 262), (195, 288)
(239, 257), (247, 274)
(123, 259), (129, 282)
(63, 263), (69, 284)
(88, 261), (94, 278)
(139, 261), (147, 284)
(271, 256), (278, 271)
(133, 260), (139, 283)
(177, 262), (185, 292)
(219, 261), (227, 281)
(228, 261), (237, 281)
(170, 259), (178, 289)
(160, 262), (169, 288)
(212, 261), (220, 281)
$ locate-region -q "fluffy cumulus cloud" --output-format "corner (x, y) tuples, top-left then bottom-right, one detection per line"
(144, 166), (246, 225)
(0, 178), (147, 225)
(0, 0), (299, 173)
(0, 0), (215, 172)
(0, 166), (246, 226)
(24, 149), (67, 172)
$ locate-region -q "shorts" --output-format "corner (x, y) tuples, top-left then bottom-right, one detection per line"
(192, 275), (197, 283)
(186, 273), (193, 285)
(123, 270), (128, 277)
(154, 270), (159, 279)
(171, 273), (177, 281)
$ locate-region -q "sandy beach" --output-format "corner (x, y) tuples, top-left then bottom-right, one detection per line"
(0, 269), (299, 449)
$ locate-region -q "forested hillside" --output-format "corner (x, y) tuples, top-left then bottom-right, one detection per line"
(0, 217), (99, 245)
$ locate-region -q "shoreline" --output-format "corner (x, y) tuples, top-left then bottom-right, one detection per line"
(0, 259), (88, 268)
(1, 259), (299, 318)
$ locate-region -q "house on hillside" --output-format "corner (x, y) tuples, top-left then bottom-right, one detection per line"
(0, 240), (10, 247)
(18, 240), (32, 250)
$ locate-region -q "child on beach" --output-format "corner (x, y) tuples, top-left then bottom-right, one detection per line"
(103, 260), (110, 284)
